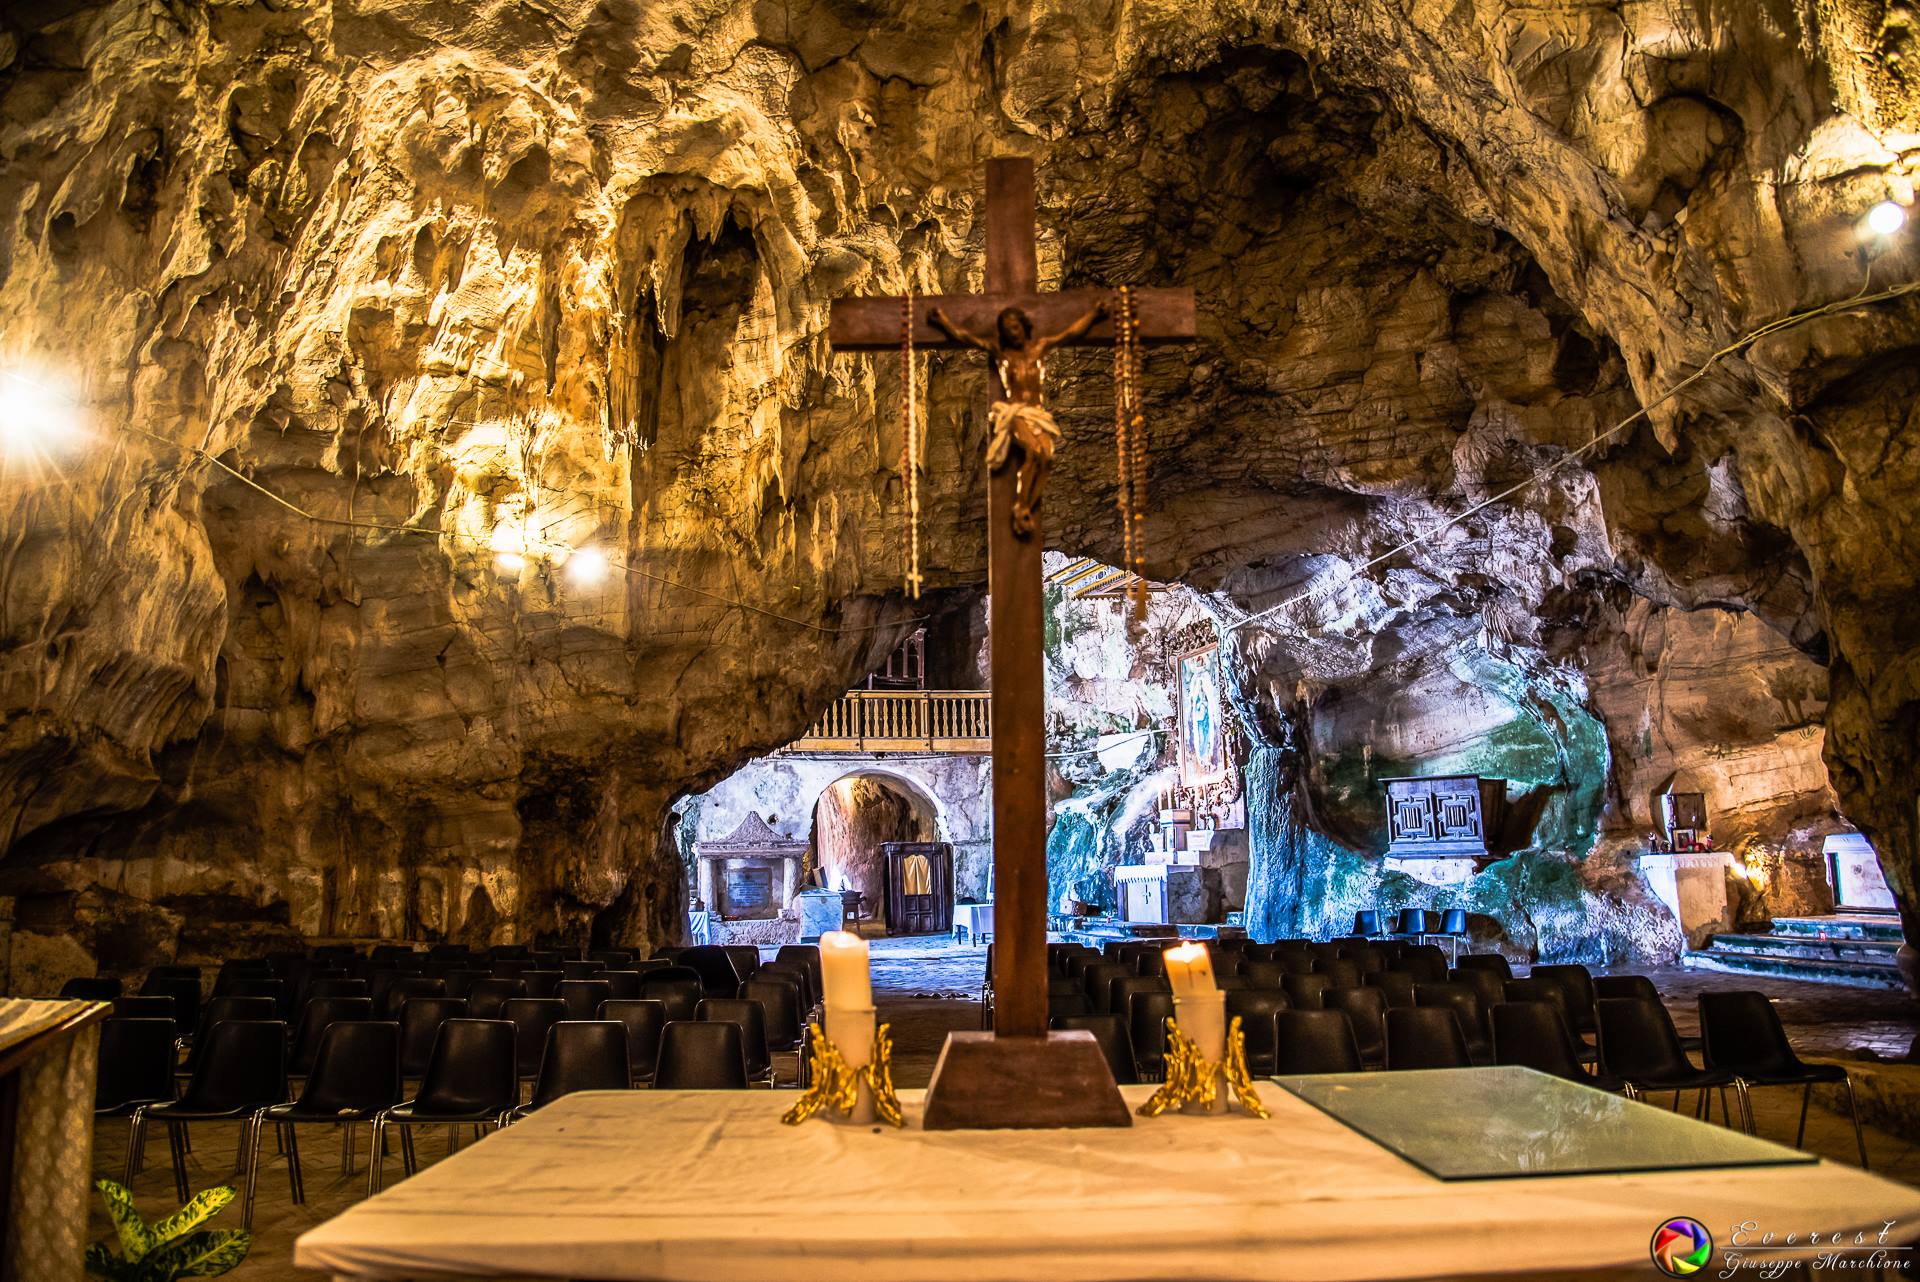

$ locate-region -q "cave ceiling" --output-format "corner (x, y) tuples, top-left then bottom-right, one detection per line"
(0, 0), (1915, 961)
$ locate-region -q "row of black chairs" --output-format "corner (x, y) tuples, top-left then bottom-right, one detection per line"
(60, 943), (821, 1041)
(97, 994), (789, 1226)
(1037, 939), (1866, 1165)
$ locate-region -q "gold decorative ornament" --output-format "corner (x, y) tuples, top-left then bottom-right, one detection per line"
(780, 1021), (907, 1128)
(1137, 1015), (1270, 1119)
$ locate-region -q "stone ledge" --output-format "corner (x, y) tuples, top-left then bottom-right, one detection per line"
(1808, 1055), (1920, 1143)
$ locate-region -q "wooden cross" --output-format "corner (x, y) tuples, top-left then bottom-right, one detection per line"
(829, 158), (1194, 1125)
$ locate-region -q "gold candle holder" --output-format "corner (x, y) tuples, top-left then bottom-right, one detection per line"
(1137, 1014), (1270, 1119)
(780, 1012), (906, 1128)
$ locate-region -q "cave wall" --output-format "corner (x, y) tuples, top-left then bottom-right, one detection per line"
(0, 0), (1916, 983)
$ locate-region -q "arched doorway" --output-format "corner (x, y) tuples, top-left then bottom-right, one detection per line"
(810, 772), (941, 931)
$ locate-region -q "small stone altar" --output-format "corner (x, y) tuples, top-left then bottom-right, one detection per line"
(694, 813), (805, 946)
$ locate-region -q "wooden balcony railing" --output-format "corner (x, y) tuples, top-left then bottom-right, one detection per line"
(788, 690), (991, 754)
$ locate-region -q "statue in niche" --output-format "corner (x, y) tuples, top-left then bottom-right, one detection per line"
(929, 302), (1108, 536)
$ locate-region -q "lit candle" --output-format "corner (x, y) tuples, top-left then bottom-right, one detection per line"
(819, 930), (872, 1011)
(819, 930), (876, 1121)
(1164, 941), (1226, 1069)
(1162, 941), (1216, 998)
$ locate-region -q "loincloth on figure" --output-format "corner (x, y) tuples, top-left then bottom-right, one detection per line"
(985, 400), (1061, 470)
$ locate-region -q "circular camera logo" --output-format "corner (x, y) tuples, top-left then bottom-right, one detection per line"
(1651, 1217), (1714, 1277)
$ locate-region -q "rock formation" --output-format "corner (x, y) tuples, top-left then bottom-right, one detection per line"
(0, 0), (1914, 984)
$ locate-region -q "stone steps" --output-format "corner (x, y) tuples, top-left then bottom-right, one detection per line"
(1685, 915), (1907, 990)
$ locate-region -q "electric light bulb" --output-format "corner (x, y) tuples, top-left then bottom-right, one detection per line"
(567, 546), (609, 584)
(494, 551), (526, 573)
(1866, 200), (1907, 237)
(0, 369), (81, 458)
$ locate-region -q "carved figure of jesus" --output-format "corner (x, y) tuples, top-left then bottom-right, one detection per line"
(929, 302), (1107, 537)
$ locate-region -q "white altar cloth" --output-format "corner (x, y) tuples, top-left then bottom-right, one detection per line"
(296, 1084), (1920, 1282)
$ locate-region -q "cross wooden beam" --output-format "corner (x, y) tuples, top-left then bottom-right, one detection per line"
(827, 158), (1196, 1128)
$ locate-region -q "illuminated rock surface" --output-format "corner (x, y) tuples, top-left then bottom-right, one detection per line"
(0, 0), (1914, 981)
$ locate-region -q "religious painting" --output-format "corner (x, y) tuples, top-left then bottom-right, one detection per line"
(1177, 643), (1226, 786)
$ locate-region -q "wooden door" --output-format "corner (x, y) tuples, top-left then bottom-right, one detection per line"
(881, 842), (953, 935)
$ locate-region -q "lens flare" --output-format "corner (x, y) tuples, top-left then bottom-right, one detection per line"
(1866, 200), (1907, 237)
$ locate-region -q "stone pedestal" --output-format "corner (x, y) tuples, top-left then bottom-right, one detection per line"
(1638, 851), (1734, 948)
(1114, 864), (1219, 925)
(795, 888), (845, 942)
(1383, 855), (1481, 888)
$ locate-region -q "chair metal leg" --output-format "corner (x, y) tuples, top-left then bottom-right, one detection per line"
(1797, 1081), (1814, 1148)
(341, 1122), (353, 1176)
(124, 1112), (143, 1189)
(1731, 1079), (1755, 1135)
(242, 1115), (264, 1229)
(367, 1117), (385, 1197)
(286, 1123), (304, 1205)
(400, 1126), (418, 1175)
(1844, 1075), (1870, 1170)
(1718, 1087), (1730, 1127)
(167, 1122), (190, 1203)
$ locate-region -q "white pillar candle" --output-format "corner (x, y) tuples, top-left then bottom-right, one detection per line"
(1162, 941), (1217, 1000)
(819, 930), (872, 1011)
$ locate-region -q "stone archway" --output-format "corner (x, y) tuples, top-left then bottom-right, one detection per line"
(809, 771), (942, 929)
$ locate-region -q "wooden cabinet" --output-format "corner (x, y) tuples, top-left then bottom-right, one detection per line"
(881, 841), (953, 936)
(1382, 776), (1506, 858)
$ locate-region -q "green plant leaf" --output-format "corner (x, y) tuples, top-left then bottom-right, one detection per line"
(141, 1229), (251, 1280)
(93, 1178), (154, 1262)
(149, 1186), (235, 1245)
(84, 1240), (133, 1280)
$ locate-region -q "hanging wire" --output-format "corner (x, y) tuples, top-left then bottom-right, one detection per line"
(1222, 276), (1920, 637)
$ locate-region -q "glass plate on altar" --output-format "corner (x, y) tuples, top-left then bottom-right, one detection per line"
(1272, 1066), (1818, 1180)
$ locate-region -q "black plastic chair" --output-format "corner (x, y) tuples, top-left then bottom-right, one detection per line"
(1275, 1009), (1363, 1074)
(1700, 990), (1865, 1164)
(1323, 986), (1388, 1068)
(1239, 959), (1283, 990)
(1415, 982), (1491, 1063)
(601, 970), (643, 1002)
(1277, 951), (1318, 978)
(443, 968), (491, 1002)
(1450, 967), (1508, 1024)
(306, 978), (368, 1002)
(1353, 910), (1383, 937)
(1436, 908), (1470, 961)
(253, 1021), (401, 1204)
(380, 976), (447, 1020)
(1364, 970), (1418, 1009)
(559, 979), (613, 1023)
(1079, 962), (1132, 1013)
(491, 958), (533, 979)
(1051, 1013), (1138, 1085)
(1225, 989), (1288, 1076)
(1491, 1001), (1628, 1092)
(521, 969), (565, 1000)
(1313, 957), (1362, 990)
(139, 974), (203, 1038)
(1125, 990), (1174, 1080)
(135, 1019), (287, 1219)
(601, 999), (668, 1084)
(561, 959), (609, 981)
(1503, 977), (1569, 1011)
(1455, 953), (1512, 981)
(654, 1020), (750, 1089)
(289, 996), (374, 1077)
(1281, 972), (1331, 1011)
(1110, 975), (1170, 1022)
(62, 976), (122, 1001)
(372, 1019), (518, 1191)
(108, 995), (173, 1024)
(504, 998), (568, 1080)
(756, 962), (816, 1013)
(643, 977), (703, 1024)
(1399, 944), (1451, 984)
(399, 997), (467, 1079)
(509, 1020), (631, 1119)
(1385, 1006), (1473, 1070)
(180, 997), (278, 1082)
(1532, 964), (1599, 1036)
(467, 978), (527, 1020)
(1391, 908), (1426, 937)
(95, 1018), (177, 1185)
(677, 946), (742, 996)
(591, 949), (636, 966)
(1597, 997), (1749, 1128)
(741, 978), (805, 1053)
(698, 998), (772, 1083)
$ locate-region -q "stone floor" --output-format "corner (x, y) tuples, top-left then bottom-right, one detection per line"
(80, 938), (1920, 1280)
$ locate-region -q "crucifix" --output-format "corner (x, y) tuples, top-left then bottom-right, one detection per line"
(830, 158), (1195, 1128)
